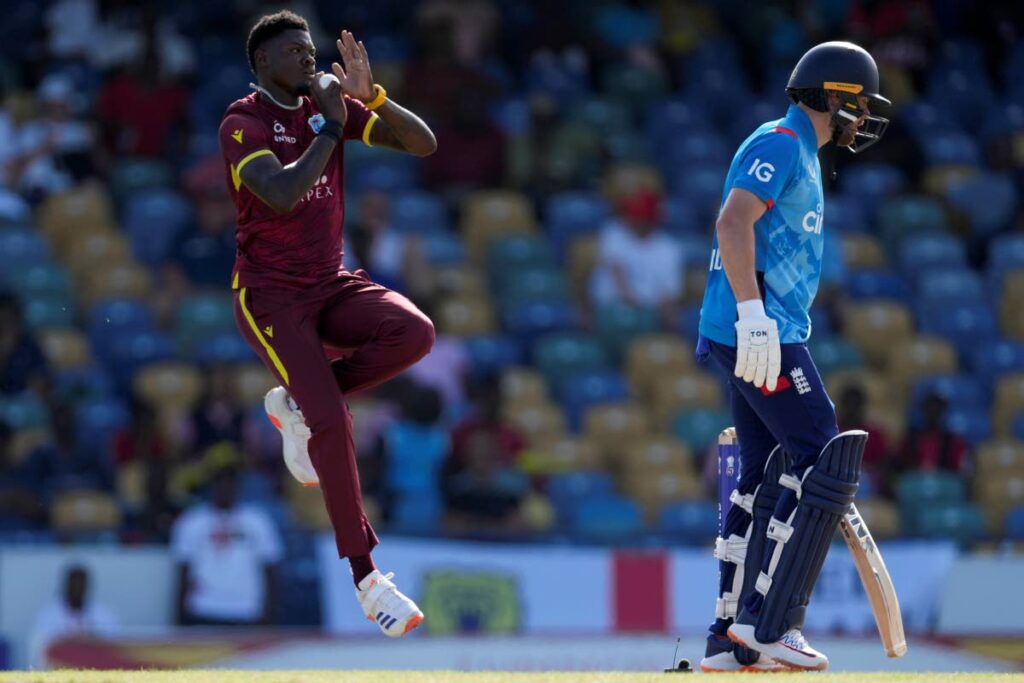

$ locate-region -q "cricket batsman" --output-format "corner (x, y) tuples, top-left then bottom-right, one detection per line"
(695, 42), (890, 671)
(219, 11), (437, 636)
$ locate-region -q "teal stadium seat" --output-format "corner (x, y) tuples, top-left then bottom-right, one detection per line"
(912, 502), (986, 544)
(494, 267), (571, 305)
(671, 407), (733, 453)
(175, 294), (237, 354)
(808, 336), (863, 376)
(0, 392), (51, 430)
(593, 304), (659, 362)
(532, 332), (609, 386)
(897, 470), (967, 534)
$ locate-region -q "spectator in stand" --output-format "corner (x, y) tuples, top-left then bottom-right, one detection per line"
(836, 384), (892, 495)
(96, 20), (190, 160)
(111, 400), (168, 465)
(344, 190), (432, 299)
(403, 298), (469, 419)
(0, 291), (49, 397)
(897, 391), (971, 480)
(589, 188), (683, 327)
(167, 156), (238, 290)
(0, 419), (48, 531)
(25, 401), (113, 497)
(444, 379), (528, 529)
(421, 86), (505, 192)
(172, 465), (282, 626)
(28, 564), (119, 670)
(189, 364), (245, 453)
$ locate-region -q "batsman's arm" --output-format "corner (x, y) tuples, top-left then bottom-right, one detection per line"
(716, 187), (767, 304)
(368, 99), (437, 157)
(238, 139), (338, 215)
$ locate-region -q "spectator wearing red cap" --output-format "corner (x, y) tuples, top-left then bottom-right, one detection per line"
(589, 188), (684, 327)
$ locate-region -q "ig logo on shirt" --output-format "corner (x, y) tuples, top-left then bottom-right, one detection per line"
(747, 158), (775, 182)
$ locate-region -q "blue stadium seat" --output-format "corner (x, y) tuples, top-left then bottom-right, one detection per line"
(568, 96), (632, 132)
(945, 407), (993, 446)
(0, 229), (49, 266)
(571, 495), (644, 541)
(846, 269), (908, 301)
(53, 365), (114, 402)
(557, 369), (630, 431)
(532, 332), (609, 385)
(1006, 507), (1024, 540)
(899, 101), (962, 140)
(0, 392), (51, 430)
(346, 157), (418, 194)
(971, 340), (1024, 386)
(390, 191), (449, 234)
(910, 503), (986, 544)
(807, 337), (862, 376)
(503, 299), (580, 338)
(988, 233), (1024, 282)
(545, 192), (611, 257)
(463, 335), (524, 377)
(3, 263), (72, 301)
(662, 196), (709, 236)
(670, 407), (733, 453)
(495, 267), (571, 305)
(194, 332), (257, 365)
(122, 189), (193, 266)
(898, 233), (966, 277)
(838, 163), (906, 212)
(915, 269), (986, 307)
(87, 299), (155, 359)
(669, 168), (726, 226)
(74, 397), (129, 450)
(546, 471), (617, 521)
(921, 130), (981, 166)
(647, 99), (713, 147)
(945, 173), (1017, 236)
(174, 294), (237, 354)
(657, 500), (718, 543)
(105, 330), (177, 390)
(527, 53), (590, 103)
(878, 195), (950, 242)
(421, 232), (466, 266)
(822, 193), (869, 233)
(917, 301), (998, 359)
(912, 374), (989, 415)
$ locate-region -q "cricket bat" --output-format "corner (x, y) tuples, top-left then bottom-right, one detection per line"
(839, 504), (908, 657)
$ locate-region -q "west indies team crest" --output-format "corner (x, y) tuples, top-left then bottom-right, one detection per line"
(308, 113), (325, 134)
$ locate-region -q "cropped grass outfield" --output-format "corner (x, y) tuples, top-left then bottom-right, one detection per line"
(0, 673), (1021, 683)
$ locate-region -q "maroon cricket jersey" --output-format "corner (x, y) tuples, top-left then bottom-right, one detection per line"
(218, 91), (377, 289)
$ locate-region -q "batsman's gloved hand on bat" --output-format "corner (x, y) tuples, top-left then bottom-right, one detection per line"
(734, 299), (781, 391)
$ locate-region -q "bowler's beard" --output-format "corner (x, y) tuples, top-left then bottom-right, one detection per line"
(294, 82), (312, 97)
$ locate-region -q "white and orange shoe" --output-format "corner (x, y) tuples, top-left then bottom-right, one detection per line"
(699, 650), (788, 673)
(356, 570), (424, 638)
(264, 387), (318, 486)
(728, 623), (828, 671)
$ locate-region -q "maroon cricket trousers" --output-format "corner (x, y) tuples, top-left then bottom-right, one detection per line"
(233, 269), (435, 557)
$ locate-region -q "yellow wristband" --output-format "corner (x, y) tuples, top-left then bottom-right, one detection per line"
(365, 84), (387, 111)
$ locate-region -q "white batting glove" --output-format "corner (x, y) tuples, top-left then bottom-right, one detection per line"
(734, 299), (782, 391)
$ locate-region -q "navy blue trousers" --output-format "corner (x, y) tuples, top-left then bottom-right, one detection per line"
(700, 338), (839, 491)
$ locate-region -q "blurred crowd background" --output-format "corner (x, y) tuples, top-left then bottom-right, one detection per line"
(1, 0), (1023, 631)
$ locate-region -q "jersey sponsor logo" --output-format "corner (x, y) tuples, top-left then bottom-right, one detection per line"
(231, 129), (244, 143)
(302, 174), (334, 202)
(747, 157), (776, 183)
(790, 367), (812, 395)
(263, 325), (274, 338)
(802, 202), (823, 234)
(709, 248), (723, 272)
(273, 121), (297, 144)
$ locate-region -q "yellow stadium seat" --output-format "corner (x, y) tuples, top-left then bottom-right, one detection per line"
(684, 270), (707, 305)
(922, 165), (978, 197)
(500, 367), (549, 404)
(37, 181), (116, 240)
(519, 436), (604, 475)
(460, 191), (537, 260)
(975, 475), (1024, 533)
(81, 262), (152, 304)
(116, 460), (147, 509)
(51, 490), (122, 533)
(61, 231), (132, 276)
(582, 401), (652, 461)
(233, 362), (277, 407)
(842, 301), (915, 367)
(8, 428), (50, 465)
(601, 163), (663, 205)
(885, 336), (959, 393)
(974, 439), (1024, 478)
(618, 435), (693, 476)
(621, 472), (702, 523)
(436, 296), (496, 336)
(434, 265), (487, 298)
(567, 235), (599, 301)
(133, 362), (205, 416)
(651, 370), (724, 423)
(38, 328), (92, 370)
(853, 499), (901, 540)
(826, 369), (907, 442)
(842, 233), (887, 269)
(503, 400), (567, 446)
(626, 334), (693, 399)
(286, 477), (334, 531)
(995, 374), (1024, 436)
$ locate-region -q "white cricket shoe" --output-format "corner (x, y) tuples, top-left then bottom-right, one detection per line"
(699, 650), (788, 673)
(356, 570), (424, 638)
(728, 623), (828, 671)
(264, 387), (318, 486)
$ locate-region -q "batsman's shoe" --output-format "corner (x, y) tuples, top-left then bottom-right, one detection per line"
(356, 570), (424, 637)
(699, 650), (787, 673)
(728, 623), (828, 671)
(264, 387), (318, 486)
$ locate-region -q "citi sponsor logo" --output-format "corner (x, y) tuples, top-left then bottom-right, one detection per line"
(273, 121), (297, 144)
(802, 202), (823, 234)
(302, 175), (334, 202)
(747, 157), (775, 182)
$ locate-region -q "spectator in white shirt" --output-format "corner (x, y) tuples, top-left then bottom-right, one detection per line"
(589, 188), (684, 327)
(28, 564), (118, 669)
(172, 466), (283, 626)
